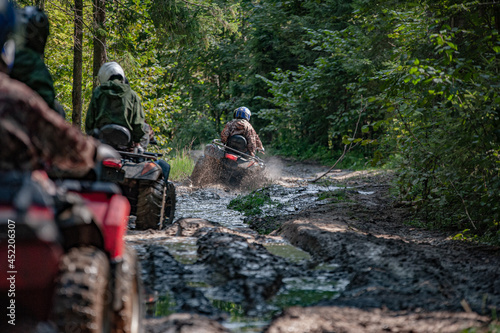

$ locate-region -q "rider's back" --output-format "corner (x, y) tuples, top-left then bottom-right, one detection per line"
(221, 118), (263, 156)
(86, 79), (145, 143)
(10, 47), (55, 110)
(0, 72), (96, 174)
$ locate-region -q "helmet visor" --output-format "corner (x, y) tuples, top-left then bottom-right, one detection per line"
(1, 38), (15, 71)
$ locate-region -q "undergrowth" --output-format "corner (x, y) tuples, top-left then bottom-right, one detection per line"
(228, 187), (281, 216)
(167, 148), (195, 181)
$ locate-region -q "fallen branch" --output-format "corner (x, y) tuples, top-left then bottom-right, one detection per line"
(311, 104), (364, 183)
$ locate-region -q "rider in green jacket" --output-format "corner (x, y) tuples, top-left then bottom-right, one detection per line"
(9, 6), (64, 117)
(85, 62), (146, 147)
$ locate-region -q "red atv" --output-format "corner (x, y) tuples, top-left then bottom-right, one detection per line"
(191, 135), (266, 187)
(96, 124), (176, 230)
(0, 170), (144, 332)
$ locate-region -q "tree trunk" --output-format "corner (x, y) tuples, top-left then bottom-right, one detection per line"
(35, 0), (45, 11)
(92, 0), (107, 90)
(72, 0), (83, 128)
(495, 6), (500, 34)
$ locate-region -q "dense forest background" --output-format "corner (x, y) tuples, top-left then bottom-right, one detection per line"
(15, 0), (500, 240)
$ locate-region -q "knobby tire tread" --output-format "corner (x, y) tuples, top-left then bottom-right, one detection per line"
(135, 179), (164, 230)
(52, 246), (110, 333)
(112, 246), (144, 333)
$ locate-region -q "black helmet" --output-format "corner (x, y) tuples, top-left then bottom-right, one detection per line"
(18, 6), (49, 55)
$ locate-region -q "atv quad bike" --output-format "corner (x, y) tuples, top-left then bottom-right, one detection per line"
(191, 135), (266, 188)
(0, 170), (144, 333)
(96, 124), (176, 230)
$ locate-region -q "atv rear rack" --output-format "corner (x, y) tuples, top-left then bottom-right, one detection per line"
(212, 139), (265, 166)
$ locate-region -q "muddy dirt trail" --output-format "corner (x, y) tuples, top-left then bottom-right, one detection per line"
(128, 157), (500, 333)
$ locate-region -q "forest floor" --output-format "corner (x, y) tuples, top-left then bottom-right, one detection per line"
(141, 157), (500, 333)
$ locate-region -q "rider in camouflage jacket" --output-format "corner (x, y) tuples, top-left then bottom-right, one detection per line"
(0, 72), (97, 175)
(0, 1), (113, 176)
(221, 107), (264, 156)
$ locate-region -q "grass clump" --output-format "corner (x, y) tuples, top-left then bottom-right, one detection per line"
(228, 187), (280, 216)
(168, 148), (195, 181)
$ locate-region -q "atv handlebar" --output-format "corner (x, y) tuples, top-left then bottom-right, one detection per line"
(212, 139), (265, 165)
(117, 151), (162, 161)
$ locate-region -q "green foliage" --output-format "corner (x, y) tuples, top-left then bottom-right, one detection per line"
(150, 292), (176, 317)
(368, 2), (500, 235)
(228, 187), (281, 216)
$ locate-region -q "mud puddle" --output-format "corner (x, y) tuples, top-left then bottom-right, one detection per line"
(126, 178), (353, 332)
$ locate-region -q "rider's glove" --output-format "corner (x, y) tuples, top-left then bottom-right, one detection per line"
(95, 144), (120, 162)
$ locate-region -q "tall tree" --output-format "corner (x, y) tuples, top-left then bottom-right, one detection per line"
(92, 0), (106, 90)
(35, 0), (45, 10)
(72, 0), (83, 127)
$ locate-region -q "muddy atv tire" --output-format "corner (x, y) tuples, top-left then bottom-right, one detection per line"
(52, 247), (111, 333)
(113, 246), (144, 333)
(135, 179), (168, 230)
(161, 181), (176, 228)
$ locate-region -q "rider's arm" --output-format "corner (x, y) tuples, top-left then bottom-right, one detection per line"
(85, 92), (97, 135)
(244, 123), (258, 156)
(220, 122), (231, 144)
(255, 133), (264, 152)
(129, 91), (146, 143)
(32, 99), (98, 174)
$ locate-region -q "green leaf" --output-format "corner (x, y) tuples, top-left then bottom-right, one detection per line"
(446, 41), (457, 50)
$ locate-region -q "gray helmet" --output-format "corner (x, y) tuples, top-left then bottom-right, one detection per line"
(97, 62), (125, 84)
(18, 6), (49, 55)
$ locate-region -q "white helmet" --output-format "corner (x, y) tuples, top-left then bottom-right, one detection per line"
(97, 62), (125, 84)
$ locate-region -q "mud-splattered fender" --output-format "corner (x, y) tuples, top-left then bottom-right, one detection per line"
(122, 161), (162, 181)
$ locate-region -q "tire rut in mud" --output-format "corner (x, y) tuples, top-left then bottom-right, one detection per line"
(273, 182), (500, 314)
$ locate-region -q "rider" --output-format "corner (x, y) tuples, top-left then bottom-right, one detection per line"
(221, 106), (264, 156)
(85, 61), (146, 152)
(85, 63), (171, 180)
(9, 5), (65, 118)
(0, 0), (115, 176)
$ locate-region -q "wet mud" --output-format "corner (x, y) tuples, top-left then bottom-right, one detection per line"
(126, 158), (500, 332)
